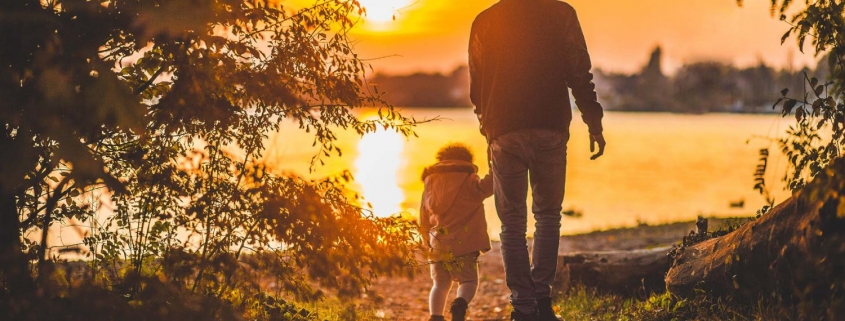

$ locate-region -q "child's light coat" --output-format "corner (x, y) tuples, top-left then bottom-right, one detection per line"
(420, 159), (494, 258)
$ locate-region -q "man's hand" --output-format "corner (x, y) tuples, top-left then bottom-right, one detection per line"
(590, 133), (606, 160)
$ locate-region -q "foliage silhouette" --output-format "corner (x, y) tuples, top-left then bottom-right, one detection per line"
(1, 0), (421, 319)
(739, 0), (845, 193)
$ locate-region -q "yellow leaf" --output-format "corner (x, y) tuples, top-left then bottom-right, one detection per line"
(837, 197), (845, 219)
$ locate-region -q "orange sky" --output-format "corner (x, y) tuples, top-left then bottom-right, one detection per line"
(290, 0), (820, 75)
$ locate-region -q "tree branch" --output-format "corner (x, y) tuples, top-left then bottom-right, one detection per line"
(133, 66), (168, 96)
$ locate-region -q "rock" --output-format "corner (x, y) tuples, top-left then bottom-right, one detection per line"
(556, 246), (672, 296)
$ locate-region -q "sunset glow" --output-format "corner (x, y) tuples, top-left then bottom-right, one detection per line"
(335, 0), (820, 74)
(357, 0), (412, 23)
(355, 127), (406, 217)
(279, 1), (823, 74)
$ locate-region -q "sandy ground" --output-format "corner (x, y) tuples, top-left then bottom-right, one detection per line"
(362, 219), (741, 320)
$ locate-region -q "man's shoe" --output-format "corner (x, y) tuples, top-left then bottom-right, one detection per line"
(510, 309), (540, 321)
(449, 297), (468, 321)
(428, 315), (446, 321)
(537, 297), (561, 321)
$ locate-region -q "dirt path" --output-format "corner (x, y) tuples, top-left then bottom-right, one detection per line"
(363, 219), (742, 320)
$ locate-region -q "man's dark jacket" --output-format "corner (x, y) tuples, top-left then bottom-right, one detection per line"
(469, 0), (604, 140)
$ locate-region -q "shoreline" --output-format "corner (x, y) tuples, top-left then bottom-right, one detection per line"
(391, 106), (782, 116)
(365, 217), (752, 320)
(558, 216), (752, 252)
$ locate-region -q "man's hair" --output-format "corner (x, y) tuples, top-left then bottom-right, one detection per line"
(436, 143), (474, 163)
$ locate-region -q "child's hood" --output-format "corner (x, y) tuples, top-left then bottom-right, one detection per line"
(421, 160), (478, 215)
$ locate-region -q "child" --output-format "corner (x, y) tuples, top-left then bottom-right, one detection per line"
(420, 143), (494, 321)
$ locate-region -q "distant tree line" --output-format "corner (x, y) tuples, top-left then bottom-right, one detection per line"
(370, 66), (472, 107)
(595, 46), (829, 113)
(372, 47), (827, 114)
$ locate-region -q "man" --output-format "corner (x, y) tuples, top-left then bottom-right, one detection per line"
(469, 1), (606, 320)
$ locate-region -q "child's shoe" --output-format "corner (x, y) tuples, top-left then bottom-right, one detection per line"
(449, 297), (468, 321)
(428, 315), (446, 321)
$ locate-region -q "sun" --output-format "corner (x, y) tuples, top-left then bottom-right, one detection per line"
(357, 0), (412, 23)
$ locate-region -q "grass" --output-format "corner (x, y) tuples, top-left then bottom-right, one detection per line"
(301, 298), (381, 321)
(553, 286), (821, 321)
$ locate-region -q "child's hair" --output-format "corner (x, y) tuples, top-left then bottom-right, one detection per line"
(436, 143), (474, 163)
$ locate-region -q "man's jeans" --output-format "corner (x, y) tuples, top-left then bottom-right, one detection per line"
(490, 128), (567, 314)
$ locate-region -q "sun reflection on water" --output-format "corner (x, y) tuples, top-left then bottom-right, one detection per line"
(355, 127), (405, 217)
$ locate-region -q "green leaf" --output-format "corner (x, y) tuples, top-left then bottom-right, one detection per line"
(812, 99), (823, 116)
(772, 97), (784, 110)
(783, 99), (798, 115)
(798, 34), (806, 53)
(826, 97), (836, 107)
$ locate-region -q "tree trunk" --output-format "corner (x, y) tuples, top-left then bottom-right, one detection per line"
(665, 159), (845, 311)
(0, 187), (31, 296)
(556, 246), (672, 296)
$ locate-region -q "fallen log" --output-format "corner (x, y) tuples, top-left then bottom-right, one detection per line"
(665, 159), (845, 311)
(555, 246), (672, 296)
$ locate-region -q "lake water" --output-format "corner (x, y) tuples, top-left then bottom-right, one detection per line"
(265, 108), (793, 237)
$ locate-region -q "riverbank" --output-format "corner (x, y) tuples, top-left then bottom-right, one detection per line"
(359, 217), (749, 320)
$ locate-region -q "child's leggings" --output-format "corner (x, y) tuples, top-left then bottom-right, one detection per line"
(429, 253), (480, 316)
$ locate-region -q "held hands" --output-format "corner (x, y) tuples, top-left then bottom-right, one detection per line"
(589, 133), (606, 160)
(476, 113), (486, 137)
